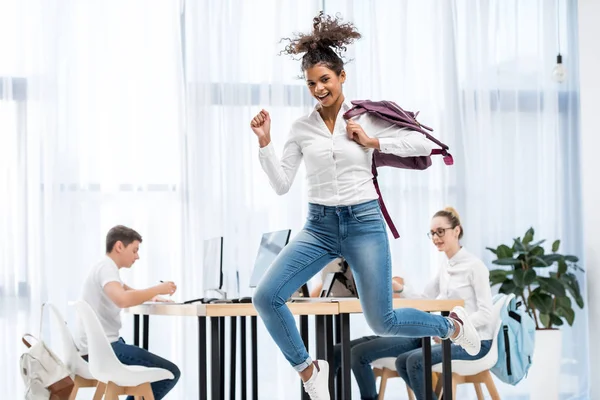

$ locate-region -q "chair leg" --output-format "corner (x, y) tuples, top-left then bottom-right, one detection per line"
(481, 371), (501, 400)
(140, 383), (155, 400)
(378, 369), (391, 400)
(93, 382), (106, 400)
(67, 379), (80, 400)
(104, 382), (120, 400)
(407, 385), (416, 400)
(473, 382), (484, 400)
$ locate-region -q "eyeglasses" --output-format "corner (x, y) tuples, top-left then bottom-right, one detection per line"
(427, 227), (454, 239)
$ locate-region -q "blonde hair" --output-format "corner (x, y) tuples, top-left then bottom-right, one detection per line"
(433, 207), (463, 239)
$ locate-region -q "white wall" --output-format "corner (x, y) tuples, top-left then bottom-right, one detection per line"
(577, 1), (600, 398)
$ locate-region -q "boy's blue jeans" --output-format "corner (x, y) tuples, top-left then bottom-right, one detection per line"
(253, 200), (454, 372)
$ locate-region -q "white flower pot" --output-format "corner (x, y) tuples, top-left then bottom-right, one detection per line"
(528, 329), (562, 400)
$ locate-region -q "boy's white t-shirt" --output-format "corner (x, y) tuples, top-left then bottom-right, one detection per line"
(78, 256), (123, 355)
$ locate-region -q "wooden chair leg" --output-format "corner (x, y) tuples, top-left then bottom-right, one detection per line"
(407, 385), (416, 400)
(473, 382), (484, 400)
(141, 383), (155, 400)
(104, 382), (120, 400)
(481, 370), (501, 400)
(378, 369), (391, 400)
(67, 380), (80, 400)
(92, 382), (106, 400)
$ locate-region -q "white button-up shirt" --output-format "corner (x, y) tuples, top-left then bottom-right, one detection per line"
(421, 247), (495, 340)
(259, 102), (434, 206)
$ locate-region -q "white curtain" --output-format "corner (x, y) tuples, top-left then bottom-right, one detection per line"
(0, 0), (586, 399)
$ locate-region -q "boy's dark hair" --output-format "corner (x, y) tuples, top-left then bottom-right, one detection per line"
(280, 11), (361, 75)
(106, 225), (142, 253)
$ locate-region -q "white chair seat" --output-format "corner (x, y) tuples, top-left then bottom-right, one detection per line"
(371, 357), (397, 370)
(99, 365), (174, 387)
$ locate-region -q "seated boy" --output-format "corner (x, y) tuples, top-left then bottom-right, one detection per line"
(78, 225), (180, 400)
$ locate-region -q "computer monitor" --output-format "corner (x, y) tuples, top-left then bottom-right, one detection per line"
(202, 237), (224, 294)
(249, 229), (291, 288)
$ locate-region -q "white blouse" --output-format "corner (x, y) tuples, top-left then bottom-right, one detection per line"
(259, 102), (434, 206)
(419, 247), (495, 340)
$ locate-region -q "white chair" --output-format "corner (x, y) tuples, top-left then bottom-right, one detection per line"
(74, 300), (174, 400)
(431, 296), (508, 400)
(45, 303), (105, 400)
(371, 357), (418, 399)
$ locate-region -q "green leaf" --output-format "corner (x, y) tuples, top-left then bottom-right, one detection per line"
(530, 292), (553, 313)
(558, 259), (568, 275)
(552, 240), (560, 252)
(528, 246), (545, 257)
(529, 239), (546, 249)
(539, 313), (551, 328)
(486, 247), (498, 255)
(512, 239), (525, 253)
(523, 269), (537, 285)
(513, 269), (525, 288)
(499, 279), (517, 295)
(542, 254), (562, 265)
(564, 255), (579, 263)
(550, 313), (564, 327)
(538, 277), (566, 297)
(492, 258), (522, 266)
(561, 273), (585, 308)
(556, 296), (572, 309)
(530, 256), (550, 267)
(489, 270), (510, 286)
(497, 245), (514, 259)
(523, 228), (534, 245)
(556, 306), (575, 326)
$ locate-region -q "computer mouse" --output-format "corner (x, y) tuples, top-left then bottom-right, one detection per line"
(201, 298), (217, 304)
(238, 297), (253, 303)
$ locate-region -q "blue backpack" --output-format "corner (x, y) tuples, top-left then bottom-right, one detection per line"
(491, 294), (536, 385)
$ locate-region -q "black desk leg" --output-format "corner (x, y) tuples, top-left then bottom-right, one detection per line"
(142, 315), (149, 350)
(219, 317), (226, 399)
(422, 337), (433, 400)
(316, 315), (326, 359)
(211, 317), (221, 400)
(251, 315), (258, 400)
(199, 316), (207, 400)
(230, 316), (237, 400)
(334, 315), (342, 400)
(325, 315), (335, 398)
(300, 315), (310, 400)
(339, 313), (351, 400)
(241, 317), (247, 400)
(441, 311), (453, 400)
(133, 314), (140, 347)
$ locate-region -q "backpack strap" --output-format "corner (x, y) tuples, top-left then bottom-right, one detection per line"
(371, 162), (400, 239)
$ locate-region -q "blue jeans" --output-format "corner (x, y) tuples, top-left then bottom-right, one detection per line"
(333, 335), (422, 400)
(253, 200), (454, 372)
(111, 338), (180, 400)
(395, 339), (493, 400)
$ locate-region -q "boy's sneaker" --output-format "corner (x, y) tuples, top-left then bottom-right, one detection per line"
(448, 306), (481, 356)
(302, 360), (330, 400)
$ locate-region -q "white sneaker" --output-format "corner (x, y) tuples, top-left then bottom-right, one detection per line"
(448, 306), (481, 356)
(302, 360), (330, 400)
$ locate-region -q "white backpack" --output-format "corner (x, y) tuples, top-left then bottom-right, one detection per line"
(20, 304), (74, 399)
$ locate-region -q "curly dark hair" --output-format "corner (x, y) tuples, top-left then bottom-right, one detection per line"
(280, 11), (361, 75)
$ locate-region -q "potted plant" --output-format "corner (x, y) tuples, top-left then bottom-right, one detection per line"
(487, 227), (584, 400)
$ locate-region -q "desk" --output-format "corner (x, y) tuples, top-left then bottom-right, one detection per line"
(128, 299), (462, 400)
(127, 302), (338, 400)
(336, 299), (463, 400)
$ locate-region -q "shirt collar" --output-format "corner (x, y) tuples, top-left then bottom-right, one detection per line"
(308, 100), (353, 119)
(446, 247), (470, 267)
